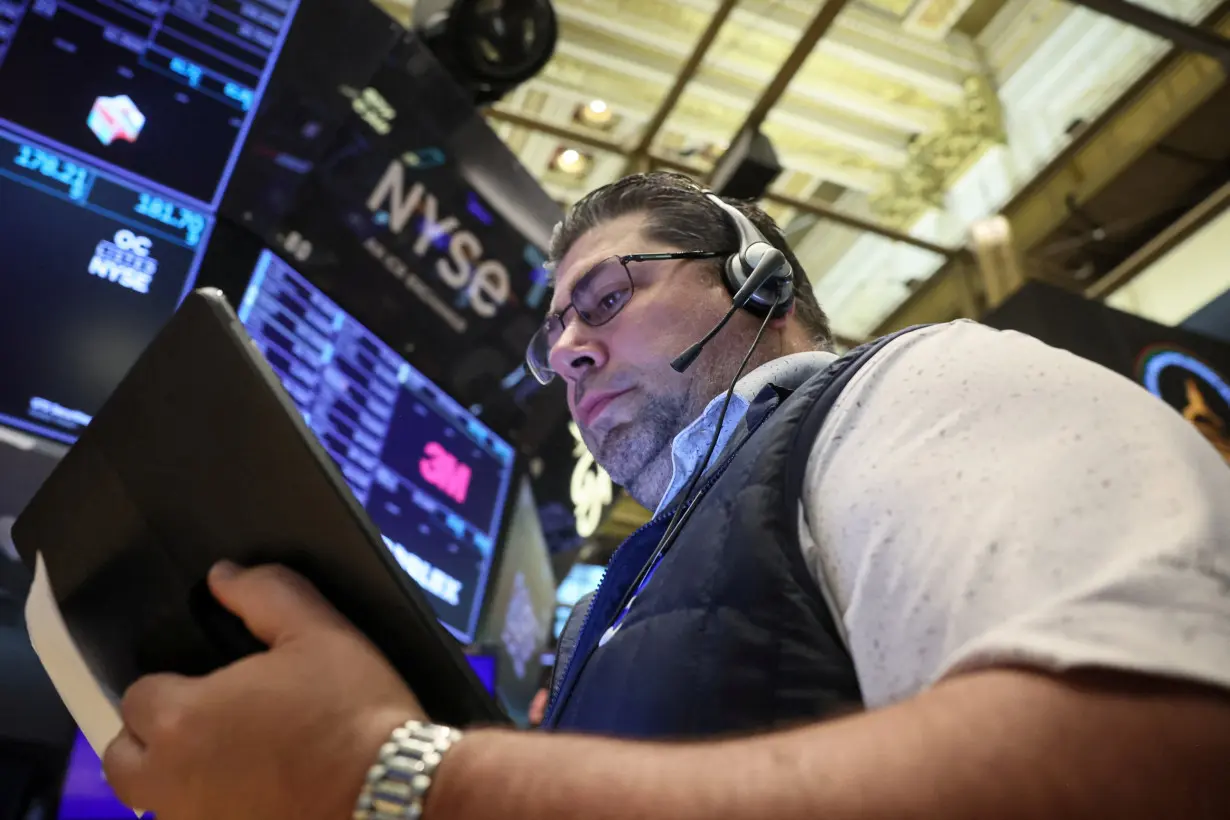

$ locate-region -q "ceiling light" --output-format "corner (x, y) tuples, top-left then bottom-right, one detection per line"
(577, 99), (613, 127)
(555, 147), (588, 174)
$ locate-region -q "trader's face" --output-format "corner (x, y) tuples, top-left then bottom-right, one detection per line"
(546, 213), (738, 494)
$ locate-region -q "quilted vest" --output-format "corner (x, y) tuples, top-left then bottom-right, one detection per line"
(545, 329), (920, 738)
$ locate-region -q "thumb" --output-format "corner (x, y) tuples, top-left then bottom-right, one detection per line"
(207, 562), (350, 646)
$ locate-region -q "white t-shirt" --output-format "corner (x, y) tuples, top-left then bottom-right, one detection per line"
(662, 321), (1230, 709)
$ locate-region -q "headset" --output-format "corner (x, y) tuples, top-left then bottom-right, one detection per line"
(547, 191), (800, 726)
(669, 192), (796, 373)
(705, 192), (795, 319)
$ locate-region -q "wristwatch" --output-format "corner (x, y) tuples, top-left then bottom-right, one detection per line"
(353, 720), (464, 820)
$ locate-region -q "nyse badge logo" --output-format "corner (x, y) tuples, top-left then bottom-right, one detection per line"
(419, 441), (473, 504)
(1138, 346), (1230, 463)
(568, 422), (613, 538)
(88, 229), (158, 294)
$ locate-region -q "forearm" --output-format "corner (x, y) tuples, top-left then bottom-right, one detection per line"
(426, 669), (1230, 820)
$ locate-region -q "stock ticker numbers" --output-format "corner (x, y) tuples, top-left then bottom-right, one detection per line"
(0, 129), (206, 443)
(238, 250), (517, 641)
(12, 142), (92, 199)
(3, 131), (207, 251)
(134, 191), (206, 245)
(0, 0), (299, 207)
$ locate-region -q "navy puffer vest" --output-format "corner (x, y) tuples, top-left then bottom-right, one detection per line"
(545, 330), (919, 738)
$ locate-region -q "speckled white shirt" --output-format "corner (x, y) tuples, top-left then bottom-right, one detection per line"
(660, 320), (1230, 709)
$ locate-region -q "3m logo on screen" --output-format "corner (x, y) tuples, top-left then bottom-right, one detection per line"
(419, 441), (472, 504)
(87, 229), (158, 294)
(365, 160), (510, 329)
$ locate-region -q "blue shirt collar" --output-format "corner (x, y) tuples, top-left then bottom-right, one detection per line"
(653, 351), (839, 517)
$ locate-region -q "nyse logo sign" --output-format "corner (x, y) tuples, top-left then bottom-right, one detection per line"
(420, 441), (472, 504)
(365, 160), (511, 326)
(88, 229), (158, 294)
(569, 422), (613, 538)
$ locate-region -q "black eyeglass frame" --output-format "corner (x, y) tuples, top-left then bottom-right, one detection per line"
(526, 250), (729, 384)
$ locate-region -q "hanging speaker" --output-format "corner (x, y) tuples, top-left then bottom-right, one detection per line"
(413, 0), (558, 106)
(710, 128), (782, 201)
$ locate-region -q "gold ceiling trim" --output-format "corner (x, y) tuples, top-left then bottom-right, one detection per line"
(872, 6), (1230, 334)
(481, 107), (960, 258)
(1086, 180), (1230, 300)
(869, 74), (1005, 228)
(622, 0), (740, 174)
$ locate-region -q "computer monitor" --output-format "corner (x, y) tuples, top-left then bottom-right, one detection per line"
(0, 131), (212, 443)
(0, 0), (301, 211)
(475, 478), (556, 722)
(465, 652), (498, 696)
(237, 249), (517, 644)
(554, 562), (605, 640)
(56, 732), (125, 820)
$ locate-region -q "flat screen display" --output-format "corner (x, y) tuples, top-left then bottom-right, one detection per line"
(57, 732), (127, 820)
(0, 127), (211, 443)
(237, 249), (516, 643)
(0, 0), (299, 209)
(554, 562), (604, 640)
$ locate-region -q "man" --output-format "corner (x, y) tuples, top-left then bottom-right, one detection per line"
(104, 173), (1230, 819)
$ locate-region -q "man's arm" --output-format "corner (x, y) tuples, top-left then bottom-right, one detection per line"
(431, 666), (1230, 820)
(432, 321), (1230, 819)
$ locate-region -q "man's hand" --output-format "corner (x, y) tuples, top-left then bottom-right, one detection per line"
(103, 562), (423, 820)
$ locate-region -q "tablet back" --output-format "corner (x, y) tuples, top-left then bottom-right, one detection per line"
(14, 288), (509, 728)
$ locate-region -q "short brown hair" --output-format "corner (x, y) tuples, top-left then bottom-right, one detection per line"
(548, 172), (831, 348)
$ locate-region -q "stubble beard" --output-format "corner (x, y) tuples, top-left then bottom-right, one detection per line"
(584, 366), (730, 510)
(585, 390), (688, 509)
(581, 325), (781, 510)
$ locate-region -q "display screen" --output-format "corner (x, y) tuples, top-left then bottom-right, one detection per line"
(0, 0), (299, 209)
(237, 249), (516, 643)
(554, 562), (604, 639)
(0, 127), (210, 443)
(57, 732), (127, 820)
(467, 652), (497, 695)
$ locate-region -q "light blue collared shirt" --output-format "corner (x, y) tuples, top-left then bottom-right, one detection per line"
(653, 351), (838, 517)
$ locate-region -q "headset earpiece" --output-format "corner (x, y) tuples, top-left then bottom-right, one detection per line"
(703, 193), (794, 318)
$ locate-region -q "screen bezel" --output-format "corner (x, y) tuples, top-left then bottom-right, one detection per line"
(195, 223), (522, 645)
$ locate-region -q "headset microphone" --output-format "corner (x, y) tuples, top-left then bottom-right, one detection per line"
(549, 194), (792, 726)
(670, 247), (786, 373)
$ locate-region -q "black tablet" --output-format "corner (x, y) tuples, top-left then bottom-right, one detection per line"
(14, 288), (509, 735)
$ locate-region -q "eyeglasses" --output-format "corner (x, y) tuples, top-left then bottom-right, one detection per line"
(525, 251), (728, 385)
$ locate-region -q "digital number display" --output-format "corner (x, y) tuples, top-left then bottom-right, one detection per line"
(0, 128), (210, 443)
(13, 143), (91, 199)
(135, 192), (207, 246)
(0, 0), (300, 208)
(237, 250), (516, 643)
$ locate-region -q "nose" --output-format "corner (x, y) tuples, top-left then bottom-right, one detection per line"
(548, 319), (608, 384)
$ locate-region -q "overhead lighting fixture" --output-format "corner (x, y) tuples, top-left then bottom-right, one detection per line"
(552, 147), (590, 176)
(575, 98), (614, 129)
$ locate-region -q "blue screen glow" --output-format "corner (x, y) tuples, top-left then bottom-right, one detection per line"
(238, 250), (516, 643)
(0, 0), (301, 210)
